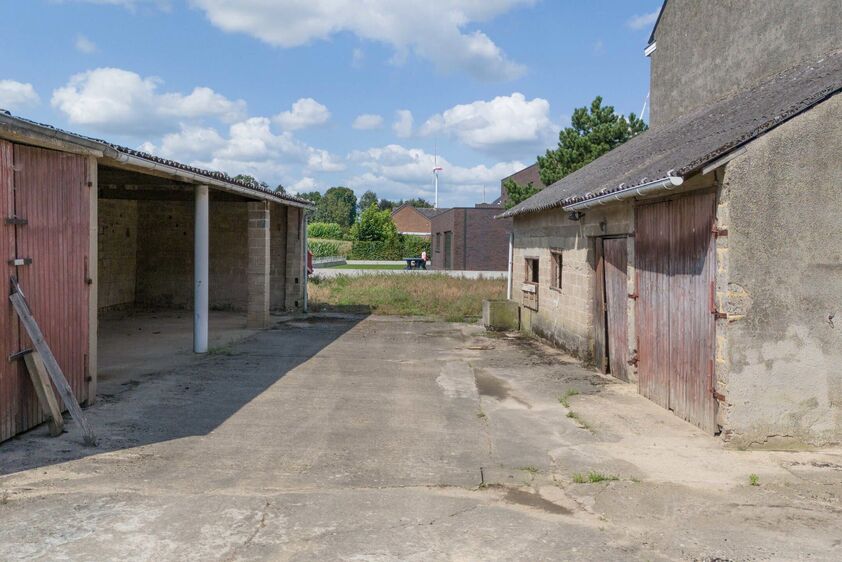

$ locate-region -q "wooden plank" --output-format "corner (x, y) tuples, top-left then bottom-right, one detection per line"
(593, 239), (608, 373)
(604, 238), (629, 381)
(23, 351), (63, 437)
(10, 287), (96, 445)
(0, 139), (18, 442)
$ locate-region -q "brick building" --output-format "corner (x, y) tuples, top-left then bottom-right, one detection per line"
(0, 112), (312, 443)
(390, 204), (445, 237)
(499, 163), (547, 207)
(500, 0), (842, 447)
(430, 207), (512, 271)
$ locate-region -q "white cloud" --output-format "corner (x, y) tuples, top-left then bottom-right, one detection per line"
(420, 93), (556, 157)
(288, 177), (318, 194)
(51, 67), (246, 135)
(0, 80), (40, 111)
(352, 114), (384, 130)
(348, 143), (523, 203)
(144, 117), (345, 184)
(190, 0), (534, 81)
(75, 34), (97, 54)
(274, 97), (330, 131)
(626, 9), (660, 30)
(392, 109), (413, 138)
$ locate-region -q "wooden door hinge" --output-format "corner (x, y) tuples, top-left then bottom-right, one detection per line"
(5, 216), (27, 226)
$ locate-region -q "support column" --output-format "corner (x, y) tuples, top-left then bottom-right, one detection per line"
(247, 201), (271, 328)
(284, 206), (302, 311)
(194, 184), (209, 353)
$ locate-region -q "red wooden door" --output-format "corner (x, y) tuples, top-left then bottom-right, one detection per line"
(635, 192), (716, 433)
(603, 238), (628, 382)
(0, 144), (90, 441)
(593, 239), (607, 373)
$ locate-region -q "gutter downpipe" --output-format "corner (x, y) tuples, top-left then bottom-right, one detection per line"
(563, 175), (684, 211)
(506, 231), (513, 300)
(111, 152), (313, 210)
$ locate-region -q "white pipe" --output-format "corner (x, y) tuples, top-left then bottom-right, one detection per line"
(302, 212), (309, 313)
(194, 184), (209, 353)
(563, 175), (683, 211)
(506, 231), (514, 300)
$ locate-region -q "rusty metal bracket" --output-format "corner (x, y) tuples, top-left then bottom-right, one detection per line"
(5, 216), (27, 226)
(712, 310), (728, 320)
(628, 292), (639, 300)
(712, 226), (728, 238)
(627, 351), (639, 367)
(8, 348), (33, 362)
(8, 257), (32, 266)
(712, 389), (726, 402)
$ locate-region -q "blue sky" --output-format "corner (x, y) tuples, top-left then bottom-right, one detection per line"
(1, 0), (660, 206)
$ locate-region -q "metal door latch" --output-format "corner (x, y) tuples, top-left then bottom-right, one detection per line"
(4, 216), (27, 225)
(8, 258), (32, 266)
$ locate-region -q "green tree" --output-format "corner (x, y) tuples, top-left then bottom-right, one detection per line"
(378, 198), (398, 211)
(538, 96), (647, 186)
(358, 190), (379, 212)
(503, 179), (542, 210)
(403, 197), (433, 208)
(234, 174), (270, 190)
(275, 184), (286, 194)
(316, 186), (357, 227)
(351, 205), (398, 241)
(298, 190), (322, 221)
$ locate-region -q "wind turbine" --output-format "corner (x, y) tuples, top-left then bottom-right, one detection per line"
(432, 151), (443, 208)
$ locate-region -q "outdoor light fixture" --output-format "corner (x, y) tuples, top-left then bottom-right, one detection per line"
(568, 211), (585, 221)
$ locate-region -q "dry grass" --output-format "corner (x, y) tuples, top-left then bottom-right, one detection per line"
(308, 274), (506, 322)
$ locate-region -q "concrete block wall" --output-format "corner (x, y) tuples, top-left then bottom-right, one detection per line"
(133, 200), (249, 311)
(269, 202), (288, 311)
(98, 199), (138, 310)
(247, 202), (270, 328)
(284, 206), (304, 311)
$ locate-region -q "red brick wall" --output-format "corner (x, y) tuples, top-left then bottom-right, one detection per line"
(431, 208), (511, 271)
(391, 206), (431, 236)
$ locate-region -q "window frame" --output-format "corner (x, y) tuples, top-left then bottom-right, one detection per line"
(524, 256), (540, 285)
(550, 249), (563, 292)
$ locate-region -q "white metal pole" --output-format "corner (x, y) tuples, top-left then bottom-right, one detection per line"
(194, 184), (209, 353)
(507, 231), (513, 300)
(434, 172), (439, 209)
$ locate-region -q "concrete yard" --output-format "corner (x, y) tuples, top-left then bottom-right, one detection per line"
(1, 315), (841, 561)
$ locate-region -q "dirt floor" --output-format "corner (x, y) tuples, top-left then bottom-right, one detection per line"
(1, 314), (841, 561)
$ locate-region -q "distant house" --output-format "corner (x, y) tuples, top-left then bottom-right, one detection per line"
(499, 0), (842, 447)
(431, 207), (512, 271)
(390, 204), (446, 238)
(499, 163), (547, 207)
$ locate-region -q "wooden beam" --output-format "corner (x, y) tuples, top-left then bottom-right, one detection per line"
(87, 155), (98, 404)
(23, 352), (64, 437)
(10, 284), (96, 445)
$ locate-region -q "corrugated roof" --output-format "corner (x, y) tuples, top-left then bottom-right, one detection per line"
(499, 49), (842, 219)
(0, 112), (314, 208)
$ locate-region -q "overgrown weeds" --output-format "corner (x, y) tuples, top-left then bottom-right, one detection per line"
(749, 473), (760, 486)
(308, 274), (506, 322)
(558, 389), (579, 408)
(573, 471), (619, 484)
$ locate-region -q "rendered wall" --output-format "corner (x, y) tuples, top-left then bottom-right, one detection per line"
(98, 199), (138, 310)
(649, 0), (841, 127)
(718, 95), (842, 448)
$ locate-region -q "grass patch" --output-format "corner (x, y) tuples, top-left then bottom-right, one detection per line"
(328, 264), (406, 270)
(558, 389), (579, 408)
(749, 473), (760, 486)
(308, 274), (506, 322)
(566, 410), (591, 430)
(573, 471), (619, 484)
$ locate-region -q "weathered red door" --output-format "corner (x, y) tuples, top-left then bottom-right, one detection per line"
(593, 239), (607, 373)
(635, 192), (717, 433)
(0, 142), (90, 442)
(603, 238), (628, 382)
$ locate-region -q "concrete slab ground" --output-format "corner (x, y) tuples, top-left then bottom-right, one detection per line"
(1, 315), (841, 561)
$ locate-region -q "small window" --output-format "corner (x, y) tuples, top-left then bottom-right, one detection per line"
(550, 250), (562, 291)
(525, 257), (539, 284)
(435, 233), (441, 252)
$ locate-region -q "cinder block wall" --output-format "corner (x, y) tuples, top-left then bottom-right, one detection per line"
(132, 200), (249, 311)
(511, 204), (633, 363)
(269, 202), (288, 311)
(98, 199), (138, 310)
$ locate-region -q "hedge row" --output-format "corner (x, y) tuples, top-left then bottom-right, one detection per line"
(348, 235), (430, 260)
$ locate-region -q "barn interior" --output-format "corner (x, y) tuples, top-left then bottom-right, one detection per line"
(96, 163), (304, 381)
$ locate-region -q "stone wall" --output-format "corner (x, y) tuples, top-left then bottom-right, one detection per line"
(717, 95), (842, 447)
(98, 199), (138, 310)
(649, 0), (841, 127)
(269, 202), (288, 311)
